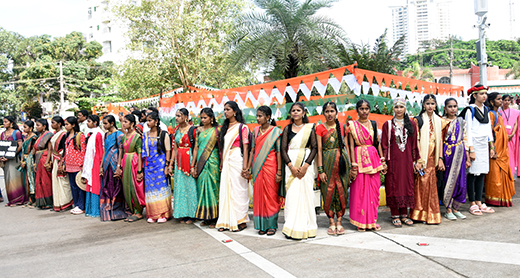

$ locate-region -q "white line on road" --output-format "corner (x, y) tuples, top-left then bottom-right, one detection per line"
(195, 223), (297, 278)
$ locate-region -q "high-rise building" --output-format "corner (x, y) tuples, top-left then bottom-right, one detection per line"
(391, 0), (452, 54)
(85, 0), (137, 63)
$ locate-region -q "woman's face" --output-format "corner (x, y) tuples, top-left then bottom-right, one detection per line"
(3, 119), (10, 129)
(35, 122), (44, 133)
(87, 118), (96, 129)
(475, 91), (487, 103)
(64, 121), (73, 132)
(445, 100), (458, 117)
(357, 102), (370, 119)
(323, 105), (337, 123)
(224, 105), (235, 120)
(175, 111), (186, 124)
(256, 111), (268, 125)
(493, 95), (503, 108)
(51, 120), (59, 130)
(424, 98), (437, 114)
(103, 119), (111, 131)
(200, 112), (211, 126)
(146, 116), (157, 128)
(122, 118), (132, 130)
(290, 105), (305, 122)
(24, 124), (32, 133)
(503, 97), (511, 108)
(394, 104), (406, 118)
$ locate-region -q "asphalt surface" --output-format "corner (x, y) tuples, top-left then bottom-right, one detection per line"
(1, 175), (519, 277)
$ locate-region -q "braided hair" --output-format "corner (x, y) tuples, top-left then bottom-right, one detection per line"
(147, 112), (164, 153)
(257, 106), (277, 126)
(219, 101), (245, 151)
(485, 92), (501, 111)
(322, 101), (347, 177)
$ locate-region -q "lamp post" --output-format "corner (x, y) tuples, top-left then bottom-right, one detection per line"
(474, 0), (489, 86)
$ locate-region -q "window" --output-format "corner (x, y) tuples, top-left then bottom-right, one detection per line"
(97, 25), (99, 31)
(103, 41), (112, 53)
(94, 6), (97, 12)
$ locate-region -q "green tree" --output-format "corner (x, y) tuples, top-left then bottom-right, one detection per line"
(505, 61), (520, 79)
(230, 0), (346, 81)
(402, 62), (434, 81)
(339, 30), (405, 75)
(113, 0), (253, 99)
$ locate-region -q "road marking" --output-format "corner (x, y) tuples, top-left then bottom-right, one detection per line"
(195, 223), (296, 278)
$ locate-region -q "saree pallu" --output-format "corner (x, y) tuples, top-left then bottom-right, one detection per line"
(318, 124), (349, 219)
(3, 158), (26, 205)
(411, 139), (441, 224)
(252, 126), (282, 231)
(34, 131), (53, 207)
(100, 131), (128, 221)
(485, 112), (515, 207)
(50, 130), (73, 211)
(143, 132), (172, 220)
(443, 118), (467, 210)
(21, 135), (37, 198)
(348, 121), (383, 229)
(282, 123), (317, 239)
(216, 124), (250, 231)
(501, 108), (520, 175)
(173, 129), (198, 219)
(195, 127), (220, 221)
(121, 133), (145, 214)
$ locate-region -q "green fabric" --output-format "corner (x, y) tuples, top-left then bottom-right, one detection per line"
(122, 134), (143, 214)
(195, 127), (220, 220)
(251, 127), (282, 183)
(21, 135), (37, 194)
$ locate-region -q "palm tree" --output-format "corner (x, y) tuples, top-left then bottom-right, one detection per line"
(505, 61), (520, 79)
(230, 0), (346, 81)
(402, 62), (434, 82)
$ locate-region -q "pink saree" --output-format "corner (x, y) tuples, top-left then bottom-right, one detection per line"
(501, 108), (520, 176)
(348, 121), (383, 229)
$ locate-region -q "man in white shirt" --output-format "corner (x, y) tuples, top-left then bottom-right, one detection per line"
(78, 109), (89, 134)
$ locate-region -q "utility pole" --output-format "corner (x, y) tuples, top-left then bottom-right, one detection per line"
(449, 35), (453, 84)
(59, 61), (64, 114)
(474, 0), (489, 86)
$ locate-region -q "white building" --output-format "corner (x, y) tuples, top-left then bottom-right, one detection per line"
(85, 0), (137, 63)
(391, 0), (452, 54)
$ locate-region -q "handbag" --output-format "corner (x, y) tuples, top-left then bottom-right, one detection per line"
(313, 181), (322, 208)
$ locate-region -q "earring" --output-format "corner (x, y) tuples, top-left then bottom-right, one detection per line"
(234, 114), (236, 117)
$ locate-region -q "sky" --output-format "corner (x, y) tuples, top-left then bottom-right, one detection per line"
(0, 0), (518, 45)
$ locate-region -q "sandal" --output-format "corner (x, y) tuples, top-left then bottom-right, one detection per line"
(200, 221), (208, 226)
(392, 218), (402, 228)
(185, 219), (193, 224)
(209, 224), (216, 229)
(147, 218), (156, 223)
(233, 223), (247, 232)
(469, 205), (482, 216)
(400, 218), (414, 226)
(157, 217), (167, 223)
(218, 228), (226, 232)
(267, 229), (276, 236)
(258, 230), (267, 235)
(127, 215), (142, 222)
(373, 224), (381, 231)
(327, 225), (337, 235)
(357, 227), (366, 232)
(336, 225), (345, 235)
(479, 203), (495, 213)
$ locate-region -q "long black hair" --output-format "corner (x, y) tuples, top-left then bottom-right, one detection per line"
(87, 115), (100, 127)
(356, 99), (371, 112)
(52, 116), (65, 128)
(124, 114), (137, 128)
(104, 115), (116, 127)
(4, 116), (19, 130)
(257, 106), (276, 126)
(289, 102), (309, 123)
(131, 110), (144, 122)
(392, 102), (414, 136)
(36, 119), (49, 131)
(486, 92), (501, 111)
(24, 120), (35, 132)
(322, 101), (347, 177)
(503, 94), (512, 102)
(65, 116), (80, 133)
(418, 94), (440, 117)
(147, 112), (165, 153)
(177, 108), (189, 122)
(200, 107), (218, 127)
(219, 101), (245, 151)
(443, 98), (458, 117)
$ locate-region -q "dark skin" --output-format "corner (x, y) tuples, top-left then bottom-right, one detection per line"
(100, 119), (117, 177)
(20, 124), (36, 169)
(0, 119), (22, 163)
(44, 120), (62, 171)
(33, 122), (47, 172)
(286, 106), (310, 179)
(415, 99), (445, 172)
(501, 96), (518, 142)
(64, 120), (83, 172)
(168, 111), (191, 176)
(146, 115), (171, 177)
(190, 112), (213, 178)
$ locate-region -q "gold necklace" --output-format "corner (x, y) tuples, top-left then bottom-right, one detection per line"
(324, 122), (336, 142)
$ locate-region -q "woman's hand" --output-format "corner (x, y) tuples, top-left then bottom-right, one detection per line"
(319, 173), (328, 184)
(414, 162), (423, 174)
(381, 163), (388, 175)
(20, 161), (26, 168)
(114, 168), (122, 178)
(44, 162), (52, 172)
(275, 172), (282, 183)
(469, 152), (476, 161)
(136, 172), (144, 182)
(166, 167), (172, 177)
(466, 160), (471, 169)
(437, 159), (445, 171)
(99, 167), (104, 176)
(508, 134), (513, 141)
(168, 166), (174, 176)
(350, 167), (358, 180)
(290, 166), (299, 178)
(241, 168), (250, 180)
(190, 167), (197, 178)
(297, 164), (308, 179)
(490, 149), (496, 159)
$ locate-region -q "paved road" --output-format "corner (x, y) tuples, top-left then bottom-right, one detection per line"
(1, 177), (519, 277)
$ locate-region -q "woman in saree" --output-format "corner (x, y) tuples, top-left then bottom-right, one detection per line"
(281, 102), (318, 240)
(1, 116), (26, 206)
(485, 92), (515, 207)
(381, 98), (419, 227)
(216, 101), (250, 232)
(100, 115), (128, 221)
(349, 100), (386, 231)
(500, 94), (520, 176)
(411, 94), (449, 224)
(190, 108), (220, 228)
(169, 108), (198, 224)
(143, 112), (172, 223)
(82, 115), (104, 217)
(115, 114), (145, 222)
(442, 98), (470, 220)
(316, 102), (350, 235)
(46, 116), (73, 212)
(33, 119), (53, 209)
(249, 106), (282, 236)
(20, 120), (37, 206)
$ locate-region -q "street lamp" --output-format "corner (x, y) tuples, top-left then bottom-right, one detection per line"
(474, 0), (490, 86)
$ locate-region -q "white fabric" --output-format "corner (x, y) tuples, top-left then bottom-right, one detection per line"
(468, 136), (489, 175)
(419, 113), (442, 168)
(216, 124), (250, 231)
(81, 127), (104, 187)
(79, 121), (89, 134)
(50, 130), (72, 208)
(464, 104), (494, 147)
(282, 124), (317, 239)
